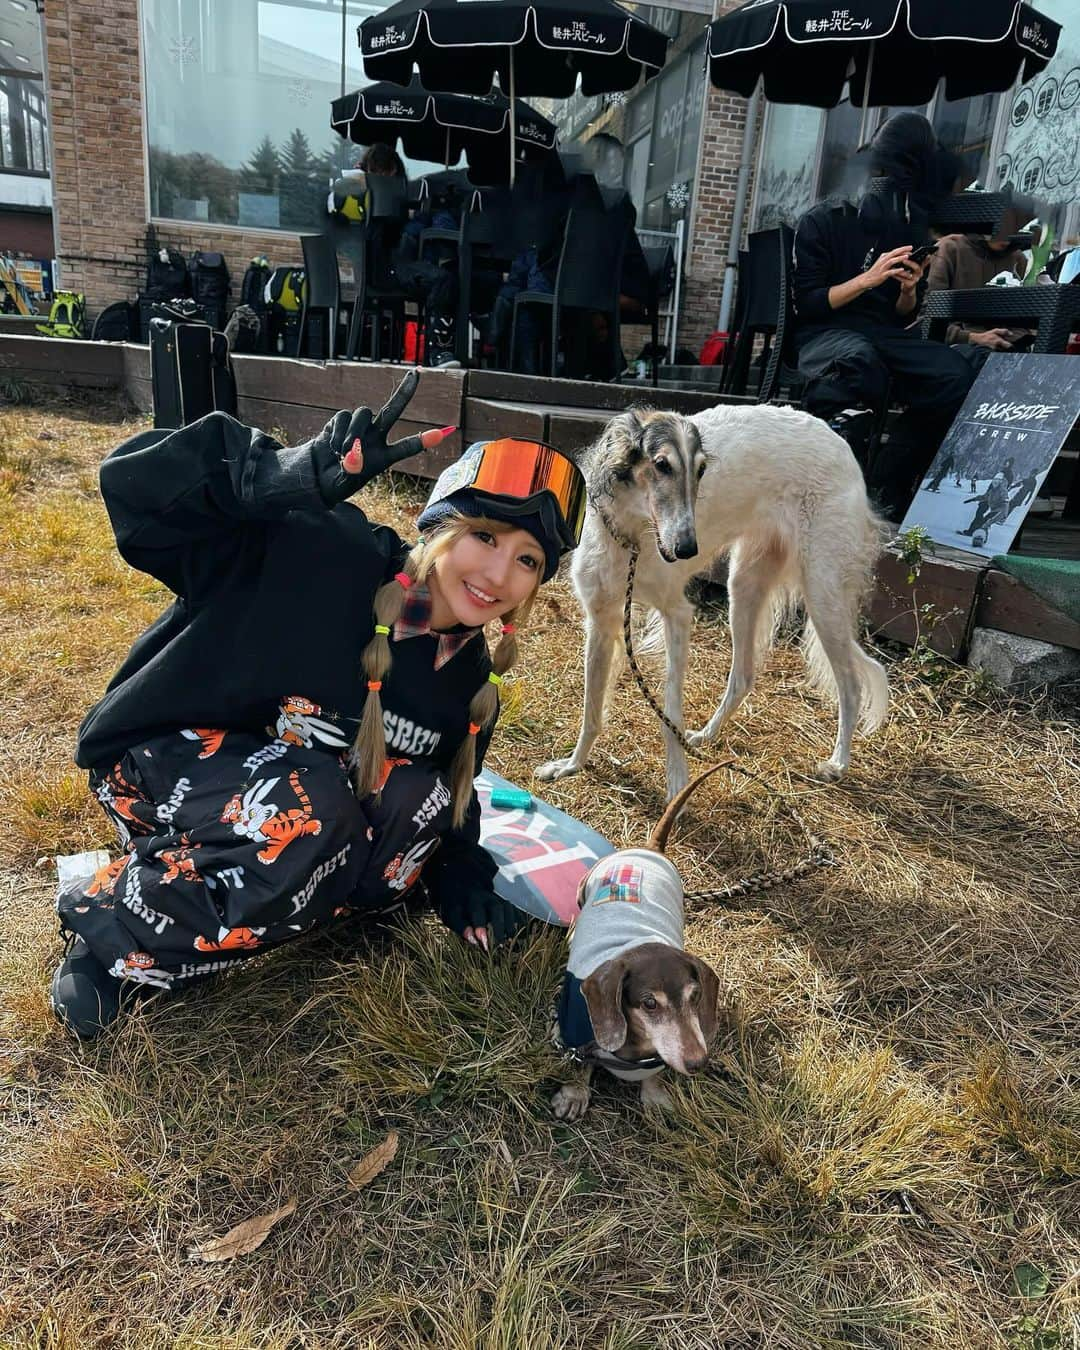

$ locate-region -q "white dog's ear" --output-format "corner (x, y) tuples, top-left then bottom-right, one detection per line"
(602, 410), (646, 480)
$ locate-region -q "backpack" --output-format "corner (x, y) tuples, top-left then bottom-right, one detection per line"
(144, 246), (191, 301)
(240, 255), (271, 310)
(264, 266), (306, 313)
(698, 331), (729, 366)
(328, 176), (368, 223)
(91, 299), (139, 342)
(36, 291), (87, 339)
(223, 303), (262, 355)
(188, 250), (230, 307)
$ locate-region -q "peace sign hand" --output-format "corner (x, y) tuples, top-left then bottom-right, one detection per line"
(312, 369), (456, 504)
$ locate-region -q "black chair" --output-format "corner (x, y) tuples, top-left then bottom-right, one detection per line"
(338, 176), (411, 361)
(627, 243), (676, 387)
(508, 157), (569, 259)
(453, 194), (513, 366)
(721, 226), (796, 401)
(511, 182), (632, 380)
(298, 232), (342, 360)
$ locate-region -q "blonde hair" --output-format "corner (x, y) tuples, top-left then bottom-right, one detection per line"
(353, 515), (541, 827)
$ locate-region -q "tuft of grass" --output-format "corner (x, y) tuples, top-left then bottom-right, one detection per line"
(960, 1048), (1080, 1181)
(328, 919), (567, 1109)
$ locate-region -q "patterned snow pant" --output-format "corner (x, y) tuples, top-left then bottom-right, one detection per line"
(58, 729), (454, 991)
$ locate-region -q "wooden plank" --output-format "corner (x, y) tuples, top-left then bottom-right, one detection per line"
(235, 394), (458, 479)
(465, 369), (727, 416)
(126, 375), (153, 416)
(865, 547), (986, 660)
(547, 411), (606, 457)
(0, 333), (123, 385)
(463, 396), (546, 444)
(231, 354), (464, 427)
(977, 569), (1080, 650)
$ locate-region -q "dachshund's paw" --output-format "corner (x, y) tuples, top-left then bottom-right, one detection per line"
(639, 1076), (673, 1112)
(535, 757), (581, 783)
(551, 1083), (591, 1121)
(813, 759), (846, 783)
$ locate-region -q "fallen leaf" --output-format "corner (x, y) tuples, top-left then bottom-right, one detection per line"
(347, 1131), (399, 1190)
(188, 1198), (296, 1263)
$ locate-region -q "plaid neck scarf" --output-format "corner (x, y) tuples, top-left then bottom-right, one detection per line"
(392, 583), (482, 670)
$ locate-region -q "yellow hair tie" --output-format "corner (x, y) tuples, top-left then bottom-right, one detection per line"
(374, 624), (391, 636)
(488, 672), (503, 687)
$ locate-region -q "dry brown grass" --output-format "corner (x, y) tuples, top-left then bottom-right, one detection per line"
(1, 390), (1078, 1349)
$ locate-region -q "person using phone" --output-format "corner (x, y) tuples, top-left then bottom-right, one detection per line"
(925, 208), (1031, 351)
(792, 113), (980, 522)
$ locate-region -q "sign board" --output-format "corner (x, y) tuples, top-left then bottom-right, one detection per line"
(476, 770), (615, 926)
(900, 353), (1080, 557)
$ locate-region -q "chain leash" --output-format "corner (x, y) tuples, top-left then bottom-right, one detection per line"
(597, 501), (835, 903)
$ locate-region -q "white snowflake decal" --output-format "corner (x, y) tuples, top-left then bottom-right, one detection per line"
(169, 35), (198, 66)
(288, 79), (313, 107)
(666, 180), (690, 210)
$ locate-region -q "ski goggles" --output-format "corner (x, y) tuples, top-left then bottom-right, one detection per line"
(426, 438), (587, 547)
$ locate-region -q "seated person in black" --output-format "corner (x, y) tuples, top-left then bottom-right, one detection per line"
(792, 113), (977, 522)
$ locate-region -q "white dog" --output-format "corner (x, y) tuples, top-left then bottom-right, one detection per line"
(536, 405), (889, 798)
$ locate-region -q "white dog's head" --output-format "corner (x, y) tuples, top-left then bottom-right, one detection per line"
(595, 410), (705, 561)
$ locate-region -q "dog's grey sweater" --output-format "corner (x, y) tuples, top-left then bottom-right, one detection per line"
(568, 848), (684, 979)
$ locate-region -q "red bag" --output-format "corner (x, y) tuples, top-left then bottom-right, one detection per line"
(699, 331), (729, 366)
(403, 319), (425, 364)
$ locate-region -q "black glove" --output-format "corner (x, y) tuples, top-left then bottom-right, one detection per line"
(311, 368), (435, 504)
(437, 887), (533, 951)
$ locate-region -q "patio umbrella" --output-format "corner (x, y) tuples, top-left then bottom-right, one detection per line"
(330, 77), (557, 182)
(707, 1), (1062, 119)
(359, 0), (669, 179)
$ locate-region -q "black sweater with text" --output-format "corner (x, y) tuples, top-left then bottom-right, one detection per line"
(77, 412), (497, 908)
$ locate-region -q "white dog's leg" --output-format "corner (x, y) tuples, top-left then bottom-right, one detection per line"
(660, 600), (693, 799)
(688, 549), (776, 748)
(536, 609), (620, 782)
(801, 585), (864, 782)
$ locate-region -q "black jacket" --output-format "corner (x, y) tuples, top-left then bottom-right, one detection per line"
(792, 200), (913, 336)
(77, 412), (497, 911)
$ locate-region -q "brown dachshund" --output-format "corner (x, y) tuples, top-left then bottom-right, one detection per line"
(552, 764), (725, 1118)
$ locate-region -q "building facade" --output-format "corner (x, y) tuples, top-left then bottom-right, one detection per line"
(4, 0), (1077, 356)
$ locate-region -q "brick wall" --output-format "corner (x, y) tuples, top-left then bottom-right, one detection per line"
(44, 0), (302, 318)
(679, 0), (761, 360)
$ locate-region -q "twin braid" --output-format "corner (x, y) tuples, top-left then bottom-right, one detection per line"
(352, 529), (528, 828)
(445, 619), (518, 827)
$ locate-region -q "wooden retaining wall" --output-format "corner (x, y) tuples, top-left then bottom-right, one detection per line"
(2, 333), (1076, 655)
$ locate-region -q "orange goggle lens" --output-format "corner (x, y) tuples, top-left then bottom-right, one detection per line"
(467, 438), (587, 544)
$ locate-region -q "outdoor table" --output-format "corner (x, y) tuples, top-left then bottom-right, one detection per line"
(921, 284), (1080, 354)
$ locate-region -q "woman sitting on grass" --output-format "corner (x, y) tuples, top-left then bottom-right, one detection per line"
(52, 371), (585, 1039)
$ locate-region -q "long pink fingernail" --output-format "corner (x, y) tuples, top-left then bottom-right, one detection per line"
(438, 426), (457, 436)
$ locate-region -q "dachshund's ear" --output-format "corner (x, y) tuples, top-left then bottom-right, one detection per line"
(581, 956), (629, 1052)
(686, 954), (721, 1045)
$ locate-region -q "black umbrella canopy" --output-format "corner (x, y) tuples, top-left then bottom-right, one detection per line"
(330, 77), (556, 170)
(359, 0), (669, 98)
(707, 0), (1062, 106)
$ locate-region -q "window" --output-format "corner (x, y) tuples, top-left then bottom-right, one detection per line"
(996, 0), (1079, 242)
(752, 104), (823, 229)
(142, 0), (401, 232)
(622, 33), (706, 230)
(0, 0), (48, 175)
